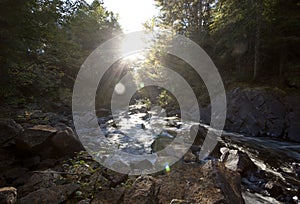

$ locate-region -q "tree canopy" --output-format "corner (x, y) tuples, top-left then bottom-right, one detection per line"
(0, 0), (120, 102)
(152, 0), (300, 81)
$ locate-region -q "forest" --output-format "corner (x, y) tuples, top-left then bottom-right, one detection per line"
(0, 0), (299, 203)
(0, 0), (299, 104)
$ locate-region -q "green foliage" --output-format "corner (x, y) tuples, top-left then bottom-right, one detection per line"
(0, 0), (121, 104)
(157, 90), (173, 107)
(151, 0), (300, 84)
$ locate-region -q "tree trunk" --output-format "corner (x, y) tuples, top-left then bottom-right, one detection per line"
(253, 0), (262, 80)
(279, 44), (287, 76)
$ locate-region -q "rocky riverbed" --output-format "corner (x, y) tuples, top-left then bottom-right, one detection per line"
(0, 87), (299, 203)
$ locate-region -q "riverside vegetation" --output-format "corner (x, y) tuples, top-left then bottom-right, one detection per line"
(0, 0), (299, 203)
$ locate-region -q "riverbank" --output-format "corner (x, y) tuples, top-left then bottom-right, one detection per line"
(0, 86), (299, 203)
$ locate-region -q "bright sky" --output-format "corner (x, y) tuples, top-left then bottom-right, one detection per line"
(86, 0), (158, 33)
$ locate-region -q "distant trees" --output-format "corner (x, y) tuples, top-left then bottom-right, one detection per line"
(153, 0), (300, 81)
(0, 0), (121, 102)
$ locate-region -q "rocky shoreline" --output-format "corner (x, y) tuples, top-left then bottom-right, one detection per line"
(0, 87), (299, 203)
(0, 109), (245, 203)
(201, 88), (300, 142)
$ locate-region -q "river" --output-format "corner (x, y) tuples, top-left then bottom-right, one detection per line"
(93, 104), (300, 203)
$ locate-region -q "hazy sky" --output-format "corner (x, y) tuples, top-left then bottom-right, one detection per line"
(86, 0), (158, 33)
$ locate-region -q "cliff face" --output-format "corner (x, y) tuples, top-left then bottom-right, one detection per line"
(201, 88), (300, 142)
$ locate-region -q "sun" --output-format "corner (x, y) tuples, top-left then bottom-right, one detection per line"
(102, 0), (158, 33)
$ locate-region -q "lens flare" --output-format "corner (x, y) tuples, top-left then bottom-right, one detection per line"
(165, 163), (171, 173)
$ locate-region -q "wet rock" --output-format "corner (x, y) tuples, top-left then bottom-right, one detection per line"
(0, 119), (23, 146)
(123, 176), (160, 204)
(151, 136), (173, 152)
(18, 183), (79, 204)
(0, 187), (17, 204)
(130, 159), (153, 172)
(264, 181), (283, 198)
(220, 148), (257, 178)
(190, 145), (200, 153)
(96, 108), (111, 117)
(242, 191), (282, 204)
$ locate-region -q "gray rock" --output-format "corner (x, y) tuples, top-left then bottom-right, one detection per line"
(151, 136), (173, 152)
(19, 183), (79, 204)
(156, 161), (244, 204)
(205, 88), (292, 140)
(123, 176), (160, 204)
(91, 187), (124, 204)
(285, 95), (300, 142)
(0, 187), (17, 204)
(190, 125), (207, 146)
(15, 125), (57, 151)
(201, 161), (244, 204)
(220, 148), (257, 178)
(18, 169), (59, 197)
(51, 127), (84, 157)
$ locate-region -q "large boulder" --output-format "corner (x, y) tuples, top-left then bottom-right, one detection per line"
(284, 95), (300, 142)
(15, 124), (84, 159)
(15, 125), (57, 152)
(220, 148), (257, 178)
(18, 183), (78, 204)
(51, 127), (84, 157)
(225, 88), (287, 137)
(201, 88), (300, 142)
(157, 161), (244, 204)
(0, 119), (23, 146)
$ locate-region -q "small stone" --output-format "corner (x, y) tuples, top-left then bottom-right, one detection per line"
(0, 187), (17, 204)
(170, 199), (192, 204)
(75, 191), (83, 197)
